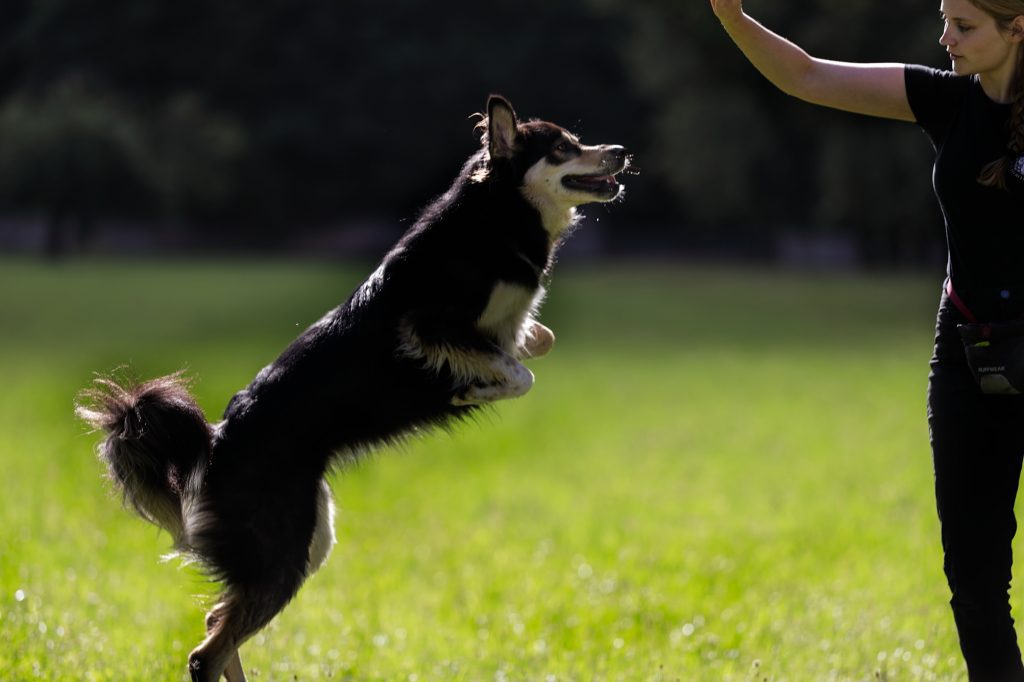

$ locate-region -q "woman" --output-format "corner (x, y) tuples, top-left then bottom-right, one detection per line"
(708, 0), (1024, 678)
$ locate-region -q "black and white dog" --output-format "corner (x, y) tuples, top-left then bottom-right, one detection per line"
(77, 95), (628, 682)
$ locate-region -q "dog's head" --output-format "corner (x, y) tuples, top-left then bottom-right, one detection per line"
(477, 95), (629, 235)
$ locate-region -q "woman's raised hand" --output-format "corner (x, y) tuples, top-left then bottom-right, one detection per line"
(709, 0), (744, 25)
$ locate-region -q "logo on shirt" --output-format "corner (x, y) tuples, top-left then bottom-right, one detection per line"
(1013, 155), (1024, 182)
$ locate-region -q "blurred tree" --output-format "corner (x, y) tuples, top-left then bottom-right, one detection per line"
(0, 77), (150, 256)
(0, 0), (955, 264)
(145, 93), (247, 227)
(0, 77), (246, 256)
(812, 119), (940, 265)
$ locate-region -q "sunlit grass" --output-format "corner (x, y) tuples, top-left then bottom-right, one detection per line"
(0, 258), (979, 680)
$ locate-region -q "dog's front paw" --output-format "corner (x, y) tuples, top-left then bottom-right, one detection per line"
(520, 322), (555, 359)
(450, 390), (484, 407)
(451, 362), (535, 406)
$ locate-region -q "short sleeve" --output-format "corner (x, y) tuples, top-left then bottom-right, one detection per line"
(904, 64), (969, 145)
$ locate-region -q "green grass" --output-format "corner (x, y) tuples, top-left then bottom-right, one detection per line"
(0, 258), (984, 680)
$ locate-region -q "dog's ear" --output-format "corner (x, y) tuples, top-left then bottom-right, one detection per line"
(487, 95), (520, 159)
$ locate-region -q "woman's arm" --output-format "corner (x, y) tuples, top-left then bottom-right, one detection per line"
(710, 0), (915, 122)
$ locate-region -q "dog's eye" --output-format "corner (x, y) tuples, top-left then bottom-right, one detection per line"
(555, 141), (576, 154)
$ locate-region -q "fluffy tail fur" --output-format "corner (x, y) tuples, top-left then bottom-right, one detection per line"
(76, 371), (212, 543)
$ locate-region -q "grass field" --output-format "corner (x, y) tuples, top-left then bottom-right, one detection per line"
(0, 258), (993, 680)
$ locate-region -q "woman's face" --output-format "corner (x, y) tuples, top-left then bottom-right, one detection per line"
(939, 0), (1020, 78)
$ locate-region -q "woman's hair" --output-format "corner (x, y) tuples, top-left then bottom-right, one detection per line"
(971, 0), (1024, 189)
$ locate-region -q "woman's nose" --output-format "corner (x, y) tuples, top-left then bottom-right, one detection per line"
(939, 25), (954, 47)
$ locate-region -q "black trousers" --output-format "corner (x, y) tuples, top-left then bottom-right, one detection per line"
(929, 290), (1024, 681)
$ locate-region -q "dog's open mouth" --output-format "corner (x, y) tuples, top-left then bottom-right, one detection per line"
(561, 173), (622, 198)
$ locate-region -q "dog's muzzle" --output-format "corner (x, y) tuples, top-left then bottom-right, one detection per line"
(562, 146), (629, 200)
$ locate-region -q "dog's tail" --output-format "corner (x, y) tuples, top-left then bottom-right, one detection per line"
(76, 371), (211, 544)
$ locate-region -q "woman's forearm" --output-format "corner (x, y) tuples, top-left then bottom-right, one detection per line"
(711, 5), (913, 120)
(717, 12), (816, 99)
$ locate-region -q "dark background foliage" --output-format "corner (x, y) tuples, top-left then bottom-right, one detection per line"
(0, 0), (951, 264)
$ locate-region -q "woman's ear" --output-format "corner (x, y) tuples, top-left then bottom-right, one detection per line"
(1010, 15), (1024, 43)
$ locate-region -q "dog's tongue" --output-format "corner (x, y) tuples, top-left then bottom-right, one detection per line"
(564, 172), (621, 195)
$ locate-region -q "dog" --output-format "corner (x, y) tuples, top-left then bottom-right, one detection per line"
(76, 95), (628, 682)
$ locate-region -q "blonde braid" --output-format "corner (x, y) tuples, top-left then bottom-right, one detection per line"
(977, 6), (1024, 189)
(1009, 58), (1024, 153)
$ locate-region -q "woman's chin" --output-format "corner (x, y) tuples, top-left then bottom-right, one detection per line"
(949, 58), (972, 75)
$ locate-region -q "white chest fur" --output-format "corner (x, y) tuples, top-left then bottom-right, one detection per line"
(477, 281), (545, 351)
(307, 479), (336, 574)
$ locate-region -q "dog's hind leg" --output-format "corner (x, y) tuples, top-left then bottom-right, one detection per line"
(195, 604), (247, 682)
(189, 596), (247, 682)
(188, 582), (300, 682)
(223, 654), (245, 682)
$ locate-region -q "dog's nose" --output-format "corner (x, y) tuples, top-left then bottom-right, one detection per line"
(603, 146), (629, 170)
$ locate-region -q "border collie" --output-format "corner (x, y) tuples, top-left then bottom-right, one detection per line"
(76, 95), (628, 682)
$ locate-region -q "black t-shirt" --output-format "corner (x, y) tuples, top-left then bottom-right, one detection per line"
(905, 64), (1024, 321)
